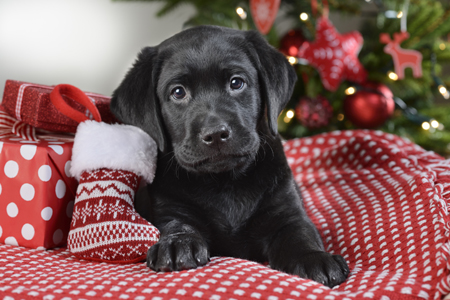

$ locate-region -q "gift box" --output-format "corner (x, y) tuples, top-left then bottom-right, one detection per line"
(0, 133), (77, 249)
(0, 80), (118, 133)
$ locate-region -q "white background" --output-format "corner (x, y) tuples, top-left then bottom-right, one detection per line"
(0, 0), (195, 98)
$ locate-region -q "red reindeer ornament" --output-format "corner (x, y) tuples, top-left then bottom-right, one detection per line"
(380, 32), (422, 79)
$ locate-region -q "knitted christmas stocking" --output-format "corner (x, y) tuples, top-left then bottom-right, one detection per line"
(67, 121), (160, 263)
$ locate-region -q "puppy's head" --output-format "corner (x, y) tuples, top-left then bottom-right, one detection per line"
(111, 26), (296, 174)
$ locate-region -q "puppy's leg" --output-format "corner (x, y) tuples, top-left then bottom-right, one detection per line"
(259, 184), (349, 288)
(267, 214), (349, 288)
(147, 219), (210, 272)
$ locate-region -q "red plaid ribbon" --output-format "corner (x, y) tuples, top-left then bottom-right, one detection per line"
(0, 110), (38, 141)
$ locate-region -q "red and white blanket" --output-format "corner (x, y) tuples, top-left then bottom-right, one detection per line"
(1, 130), (449, 300)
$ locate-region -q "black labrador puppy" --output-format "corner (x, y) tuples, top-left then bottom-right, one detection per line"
(111, 25), (349, 288)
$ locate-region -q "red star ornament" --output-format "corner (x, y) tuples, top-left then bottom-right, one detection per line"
(298, 17), (367, 91)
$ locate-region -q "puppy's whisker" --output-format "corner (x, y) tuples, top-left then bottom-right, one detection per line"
(258, 136), (268, 161)
(160, 151), (174, 159)
(185, 167), (190, 181)
(163, 151), (177, 176)
(260, 133), (275, 159)
(175, 162), (182, 179)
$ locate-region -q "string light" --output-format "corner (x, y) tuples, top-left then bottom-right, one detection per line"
(422, 122), (431, 130)
(422, 120), (443, 131)
(345, 87), (356, 95)
(397, 11), (403, 18)
(236, 7), (247, 19)
(432, 51), (449, 99)
(284, 109), (295, 123)
(440, 43), (446, 50)
(394, 97), (440, 130)
(388, 71), (399, 81)
(286, 110), (294, 118)
(337, 114), (345, 121)
(300, 13), (308, 21)
(438, 85), (450, 99)
(431, 120), (440, 128)
(288, 56), (298, 65)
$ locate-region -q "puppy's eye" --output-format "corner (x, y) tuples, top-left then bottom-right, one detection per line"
(171, 86), (186, 100)
(230, 77), (245, 90)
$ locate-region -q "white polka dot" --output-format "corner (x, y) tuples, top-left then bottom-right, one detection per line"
(36, 247), (46, 251)
(313, 148), (321, 157)
(20, 184), (35, 201)
(0, 225), (2, 238)
(6, 202), (18, 217)
(66, 201), (74, 218)
(5, 237), (18, 246)
(49, 145), (64, 155)
(4, 160), (19, 178)
(65, 161), (72, 178)
(20, 145), (37, 160)
(56, 180), (66, 199)
(0, 183), (2, 195)
(38, 165), (52, 182)
(22, 224), (35, 240)
(53, 229), (63, 244)
(0, 141), (3, 153)
(328, 138), (337, 145)
(41, 207), (53, 221)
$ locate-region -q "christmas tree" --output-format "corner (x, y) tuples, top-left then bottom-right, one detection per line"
(114, 0), (450, 156)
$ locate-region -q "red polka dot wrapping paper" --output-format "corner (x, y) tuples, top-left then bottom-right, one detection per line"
(0, 130), (449, 300)
(0, 134), (77, 249)
(0, 80), (118, 133)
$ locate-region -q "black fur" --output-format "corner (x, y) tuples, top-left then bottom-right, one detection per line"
(111, 25), (349, 288)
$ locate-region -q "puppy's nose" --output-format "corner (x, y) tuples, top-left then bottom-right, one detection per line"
(200, 125), (232, 145)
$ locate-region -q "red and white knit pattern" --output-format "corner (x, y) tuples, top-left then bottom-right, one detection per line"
(1, 130), (450, 300)
(67, 169), (160, 263)
(284, 130), (450, 300)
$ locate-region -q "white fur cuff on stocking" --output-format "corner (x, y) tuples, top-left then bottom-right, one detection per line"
(67, 121), (160, 264)
(70, 120), (157, 183)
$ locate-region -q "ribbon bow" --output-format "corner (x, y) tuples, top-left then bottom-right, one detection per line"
(0, 110), (38, 141)
(0, 84), (103, 142)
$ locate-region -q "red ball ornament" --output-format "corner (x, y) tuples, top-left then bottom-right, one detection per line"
(295, 95), (333, 129)
(343, 83), (395, 128)
(279, 29), (305, 57)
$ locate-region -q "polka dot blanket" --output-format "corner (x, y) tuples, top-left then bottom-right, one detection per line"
(0, 130), (449, 300)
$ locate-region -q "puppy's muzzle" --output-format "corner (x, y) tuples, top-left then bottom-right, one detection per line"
(200, 124), (232, 146)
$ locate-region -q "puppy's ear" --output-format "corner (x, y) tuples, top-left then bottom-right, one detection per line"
(111, 47), (166, 152)
(245, 31), (297, 136)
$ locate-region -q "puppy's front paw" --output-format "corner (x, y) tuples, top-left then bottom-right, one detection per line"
(147, 232), (210, 272)
(272, 252), (349, 288)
